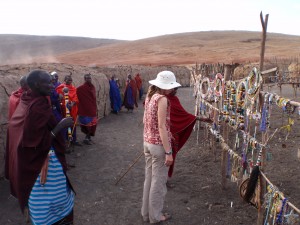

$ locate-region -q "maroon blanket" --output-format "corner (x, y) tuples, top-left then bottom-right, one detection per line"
(77, 82), (97, 117)
(5, 92), (68, 212)
(167, 95), (196, 177)
(8, 88), (24, 120)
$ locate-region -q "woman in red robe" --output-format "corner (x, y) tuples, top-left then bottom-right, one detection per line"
(56, 75), (80, 146)
(77, 74), (98, 145)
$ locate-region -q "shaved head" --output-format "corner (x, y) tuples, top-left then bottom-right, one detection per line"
(27, 70), (52, 96)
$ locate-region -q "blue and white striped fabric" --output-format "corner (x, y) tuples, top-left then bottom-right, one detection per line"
(28, 149), (74, 225)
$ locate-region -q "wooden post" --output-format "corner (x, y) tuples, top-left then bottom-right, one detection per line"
(221, 64), (231, 189)
(259, 11), (269, 72)
(258, 11), (269, 225)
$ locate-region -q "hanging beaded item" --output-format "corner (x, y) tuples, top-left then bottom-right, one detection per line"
(199, 77), (211, 101)
(263, 185), (276, 225)
(213, 73), (224, 102)
(228, 81), (237, 127)
(260, 93), (270, 132)
(246, 67), (262, 104)
(284, 209), (300, 224)
(230, 152), (240, 183)
(222, 81), (231, 123)
(213, 73), (224, 142)
(236, 80), (247, 130)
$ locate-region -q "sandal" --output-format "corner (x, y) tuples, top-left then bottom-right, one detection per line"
(150, 213), (172, 224)
(160, 213), (171, 222)
(166, 181), (175, 189)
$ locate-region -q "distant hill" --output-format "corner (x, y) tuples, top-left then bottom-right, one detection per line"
(1, 31), (300, 66)
(0, 34), (126, 65)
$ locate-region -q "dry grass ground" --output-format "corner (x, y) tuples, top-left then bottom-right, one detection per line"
(48, 31), (300, 66)
(1, 31), (299, 67)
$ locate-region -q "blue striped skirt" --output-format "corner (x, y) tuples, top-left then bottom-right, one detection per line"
(28, 150), (75, 225)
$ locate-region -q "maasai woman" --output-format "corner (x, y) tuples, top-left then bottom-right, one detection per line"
(109, 75), (122, 114)
(56, 75), (81, 146)
(122, 74), (138, 112)
(6, 70), (75, 225)
(134, 73), (143, 100)
(77, 74), (98, 145)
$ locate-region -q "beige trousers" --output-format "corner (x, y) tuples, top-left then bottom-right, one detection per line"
(141, 142), (168, 223)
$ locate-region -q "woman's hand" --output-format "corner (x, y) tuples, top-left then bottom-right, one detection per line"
(197, 116), (213, 123)
(165, 155), (173, 166)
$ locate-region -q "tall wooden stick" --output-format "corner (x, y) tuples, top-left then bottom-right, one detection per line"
(260, 11), (269, 84)
(258, 11), (269, 225)
(115, 151), (144, 185)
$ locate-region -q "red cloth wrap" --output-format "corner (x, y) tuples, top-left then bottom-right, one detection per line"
(56, 83), (79, 121)
(5, 92), (69, 212)
(8, 88), (24, 120)
(167, 95), (196, 177)
(77, 82), (97, 117)
(135, 74), (142, 90)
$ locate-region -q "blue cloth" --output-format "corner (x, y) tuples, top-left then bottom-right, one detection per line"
(109, 80), (122, 113)
(50, 89), (63, 122)
(28, 149), (74, 225)
(125, 86), (134, 108)
(78, 115), (93, 125)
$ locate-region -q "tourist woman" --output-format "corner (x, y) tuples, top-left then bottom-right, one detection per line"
(141, 71), (181, 223)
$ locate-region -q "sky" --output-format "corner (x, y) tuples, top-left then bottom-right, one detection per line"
(0, 0), (299, 40)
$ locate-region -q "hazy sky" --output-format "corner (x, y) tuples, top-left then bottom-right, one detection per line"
(0, 0), (299, 40)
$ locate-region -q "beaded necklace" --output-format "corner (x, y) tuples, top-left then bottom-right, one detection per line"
(213, 73), (224, 102)
(222, 81), (230, 123)
(236, 80), (247, 130)
(246, 67), (262, 104)
(200, 77), (211, 100)
(229, 81), (237, 127)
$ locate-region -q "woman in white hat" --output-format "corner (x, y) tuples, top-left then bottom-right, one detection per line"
(141, 71), (181, 223)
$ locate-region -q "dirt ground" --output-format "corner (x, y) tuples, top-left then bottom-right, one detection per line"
(0, 86), (299, 225)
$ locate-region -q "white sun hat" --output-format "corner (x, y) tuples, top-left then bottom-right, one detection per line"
(149, 71), (181, 90)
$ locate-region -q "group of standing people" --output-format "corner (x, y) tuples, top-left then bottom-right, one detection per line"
(5, 69), (211, 224)
(52, 72), (98, 146)
(5, 70), (100, 224)
(109, 73), (144, 113)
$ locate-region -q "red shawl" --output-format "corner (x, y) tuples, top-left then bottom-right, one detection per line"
(8, 88), (25, 120)
(135, 74), (142, 90)
(5, 92), (68, 212)
(56, 83), (79, 121)
(167, 95), (196, 177)
(77, 82), (97, 117)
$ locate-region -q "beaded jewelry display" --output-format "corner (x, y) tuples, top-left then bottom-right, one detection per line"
(199, 77), (211, 100)
(246, 67), (262, 104)
(213, 73), (224, 102)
